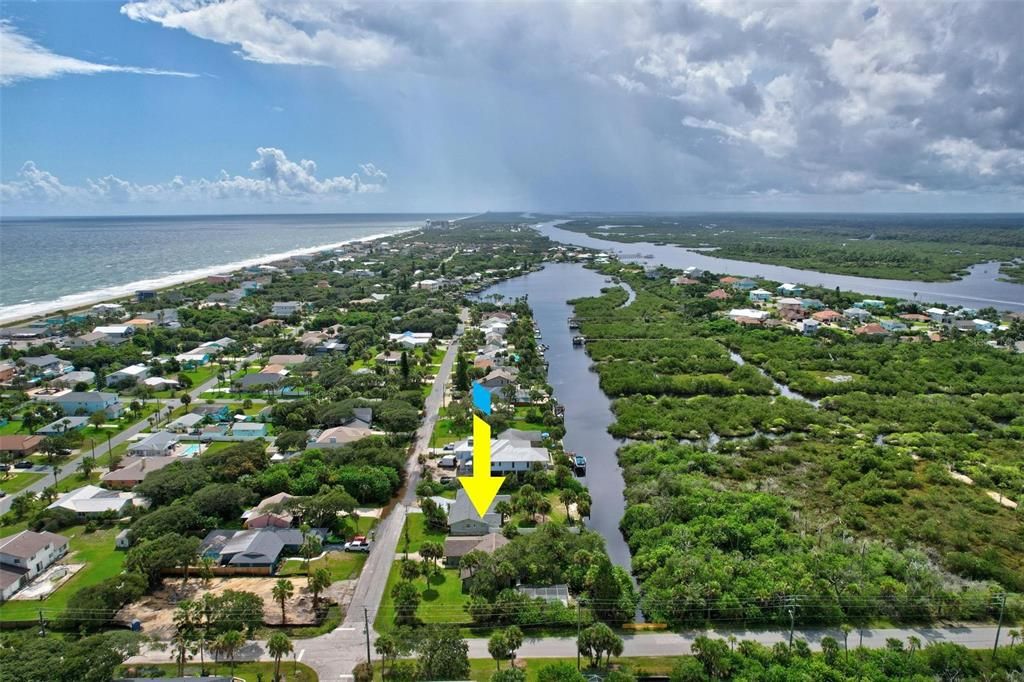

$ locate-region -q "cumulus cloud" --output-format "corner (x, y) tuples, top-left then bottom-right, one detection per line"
(1, 148), (387, 205)
(0, 20), (197, 85)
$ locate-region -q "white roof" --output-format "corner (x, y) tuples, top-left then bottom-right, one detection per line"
(94, 325), (132, 334)
(750, 289), (772, 296)
(925, 307), (948, 315)
(143, 376), (179, 387)
(48, 485), (135, 514)
(169, 413), (203, 427)
(111, 364), (148, 377)
(776, 297), (803, 305)
(728, 308), (770, 320)
(778, 283), (801, 289)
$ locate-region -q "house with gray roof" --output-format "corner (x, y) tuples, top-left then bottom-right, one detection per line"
(448, 489), (511, 536)
(128, 431), (179, 457)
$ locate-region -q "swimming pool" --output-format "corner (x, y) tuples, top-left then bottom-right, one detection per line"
(179, 444), (202, 457)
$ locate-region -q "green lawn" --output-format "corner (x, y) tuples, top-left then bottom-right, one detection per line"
(0, 524), (125, 621)
(278, 550), (368, 583)
(54, 471), (102, 493)
(0, 420), (26, 435)
(375, 561), (471, 632)
(119, 661), (318, 682)
(399, 513), (446, 554)
(0, 471), (44, 494)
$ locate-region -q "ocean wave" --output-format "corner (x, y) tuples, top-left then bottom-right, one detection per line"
(0, 227), (415, 325)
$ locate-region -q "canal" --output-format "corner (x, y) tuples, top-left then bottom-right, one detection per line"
(478, 263), (635, 573)
(537, 221), (1024, 312)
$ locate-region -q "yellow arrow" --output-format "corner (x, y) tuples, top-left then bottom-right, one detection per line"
(460, 415), (506, 517)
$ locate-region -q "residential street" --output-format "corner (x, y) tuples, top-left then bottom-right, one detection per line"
(0, 371), (222, 515)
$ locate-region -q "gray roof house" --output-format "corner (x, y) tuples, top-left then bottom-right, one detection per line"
(128, 431), (179, 457)
(448, 489), (511, 536)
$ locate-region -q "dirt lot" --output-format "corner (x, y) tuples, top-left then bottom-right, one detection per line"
(118, 576), (321, 637)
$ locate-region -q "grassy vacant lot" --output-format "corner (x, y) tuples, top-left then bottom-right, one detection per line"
(399, 513), (446, 555)
(0, 524), (125, 622)
(119, 661), (318, 682)
(375, 561), (470, 632)
(0, 471), (44, 494)
(279, 550), (368, 583)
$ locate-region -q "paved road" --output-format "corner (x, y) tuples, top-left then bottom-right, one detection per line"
(125, 624), (1011, 677)
(0, 371), (223, 515)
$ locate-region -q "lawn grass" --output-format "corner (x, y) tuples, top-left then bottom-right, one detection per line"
(465, 657), (681, 681)
(0, 420), (26, 435)
(375, 561), (471, 633)
(53, 471), (101, 493)
(119, 661), (318, 682)
(0, 524), (125, 621)
(0, 471), (45, 494)
(399, 513), (446, 555)
(278, 550), (368, 583)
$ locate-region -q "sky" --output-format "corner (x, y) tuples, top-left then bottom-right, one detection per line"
(1, 0), (1022, 216)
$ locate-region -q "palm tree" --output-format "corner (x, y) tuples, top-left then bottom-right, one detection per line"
(267, 632), (293, 682)
(213, 630), (245, 677)
(1008, 628), (1020, 647)
(559, 489), (577, 524)
(840, 624), (853, 662)
(272, 578), (294, 624)
(308, 567), (331, 612)
(494, 500), (513, 525)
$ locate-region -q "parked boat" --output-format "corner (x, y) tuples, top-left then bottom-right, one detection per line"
(572, 335), (585, 347)
(568, 317), (580, 329)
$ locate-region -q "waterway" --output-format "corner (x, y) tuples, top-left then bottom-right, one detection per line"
(537, 222), (1024, 312)
(477, 263), (634, 573)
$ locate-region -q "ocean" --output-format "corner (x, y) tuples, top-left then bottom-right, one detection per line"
(0, 213), (462, 324)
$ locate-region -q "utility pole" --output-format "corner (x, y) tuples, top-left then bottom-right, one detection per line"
(993, 593), (1006, 656)
(364, 606), (372, 666)
(576, 602), (582, 671)
(787, 601), (795, 650)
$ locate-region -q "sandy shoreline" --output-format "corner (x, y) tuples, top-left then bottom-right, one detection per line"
(0, 226), (419, 326)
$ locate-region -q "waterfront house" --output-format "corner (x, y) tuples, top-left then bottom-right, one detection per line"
(671, 276), (699, 286)
(49, 391), (123, 418)
(129, 431), (180, 457)
(136, 289), (157, 302)
(0, 435), (42, 459)
(452, 437), (551, 474)
(856, 299), (886, 309)
(748, 289), (772, 303)
(105, 364), (150, 387)
(776, 297), (804, 311)
(925, 307), (952, 323)
(0, 531), (69, 602)
(448, 489), (511, 536)
(776, 283), (805, 296)
(480, 369), (518, 390)
(733, 279), (757, 291)
(800, 298), (826, 310)
(973, 319), (997, 333)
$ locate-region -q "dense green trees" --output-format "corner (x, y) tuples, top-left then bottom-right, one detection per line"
(0, 631), (142, 682)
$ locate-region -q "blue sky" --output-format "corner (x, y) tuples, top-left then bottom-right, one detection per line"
(2, 1), (1022, 215)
